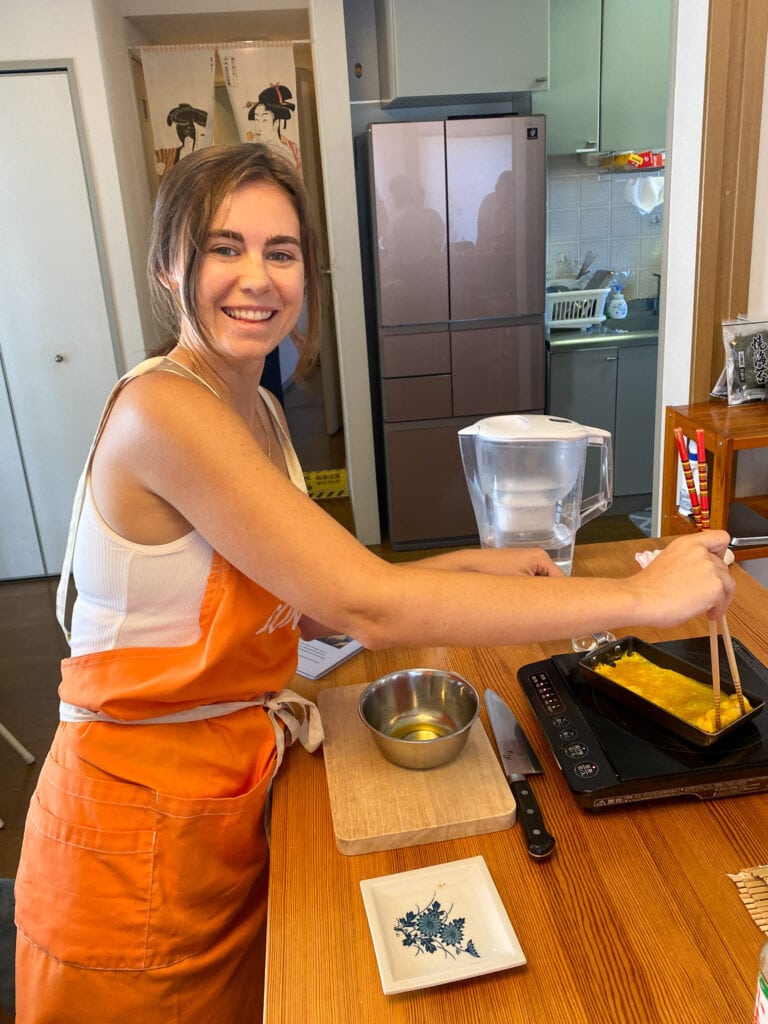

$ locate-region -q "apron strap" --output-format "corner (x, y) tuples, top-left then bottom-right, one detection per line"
(262, 689), (324, 772)
(55, 357), (171, 643)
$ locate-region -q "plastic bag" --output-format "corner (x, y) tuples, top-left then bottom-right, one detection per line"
(723, 319), (768, 405)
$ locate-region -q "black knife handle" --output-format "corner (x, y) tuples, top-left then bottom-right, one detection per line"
(511, 779), (556, 859)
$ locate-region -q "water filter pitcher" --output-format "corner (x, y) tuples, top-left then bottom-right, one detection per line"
(458, 414), (613, 574)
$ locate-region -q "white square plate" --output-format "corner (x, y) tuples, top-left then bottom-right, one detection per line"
(360, 855), (526, 995)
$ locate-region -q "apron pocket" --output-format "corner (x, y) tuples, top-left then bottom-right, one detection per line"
(15, 758), (157, 970)
(146, 773), (272, 965)
(15, 751), (273, 971)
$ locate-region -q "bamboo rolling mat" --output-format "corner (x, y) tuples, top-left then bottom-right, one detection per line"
(728, 865), (768, 935)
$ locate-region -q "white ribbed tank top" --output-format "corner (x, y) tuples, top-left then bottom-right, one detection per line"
(69, 485), (213, 657)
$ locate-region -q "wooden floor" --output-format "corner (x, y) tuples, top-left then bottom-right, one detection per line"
(0, 370), (644, 876)
(0, 578), (66, 877)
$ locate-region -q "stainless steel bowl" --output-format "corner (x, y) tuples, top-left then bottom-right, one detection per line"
(358, 668), (480, 770)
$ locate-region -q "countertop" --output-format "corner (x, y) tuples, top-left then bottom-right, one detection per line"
(265, 537), (768, 1024)
(547, 311), (660, 349)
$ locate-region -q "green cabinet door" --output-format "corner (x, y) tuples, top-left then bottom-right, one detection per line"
(532, 0), (601, 155)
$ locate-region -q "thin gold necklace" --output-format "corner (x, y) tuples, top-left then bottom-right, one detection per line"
(180, 346), (272, 461)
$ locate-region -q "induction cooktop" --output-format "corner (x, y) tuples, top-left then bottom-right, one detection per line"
(518, 636), (768, 810)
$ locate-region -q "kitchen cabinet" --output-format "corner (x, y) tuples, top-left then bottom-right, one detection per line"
(547, 338), (658, 501)
(373, 0), (549, 106)
(531, 0), (601, 154)
(601, 0), (671, 153)
(534, 0), (670, 155)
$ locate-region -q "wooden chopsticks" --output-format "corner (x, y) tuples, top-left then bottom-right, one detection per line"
(721, 615), (747, 715)
(674, 427), (746, 727)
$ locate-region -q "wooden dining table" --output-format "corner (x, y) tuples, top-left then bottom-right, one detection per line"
(265, 538), (768, 1023)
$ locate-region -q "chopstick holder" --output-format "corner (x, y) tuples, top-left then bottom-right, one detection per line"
(671, 425), (746, 721)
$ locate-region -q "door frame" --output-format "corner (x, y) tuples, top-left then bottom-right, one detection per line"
(308, 0), (381, 545)
(690, 0), (768, 399)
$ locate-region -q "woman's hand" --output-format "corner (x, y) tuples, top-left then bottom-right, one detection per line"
(414, 546), (565, 578)
(629, 531), (735, 624)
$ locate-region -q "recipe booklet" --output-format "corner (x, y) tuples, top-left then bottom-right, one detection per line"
(296, 634), (364, 680)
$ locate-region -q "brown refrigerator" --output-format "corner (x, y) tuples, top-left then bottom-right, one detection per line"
(368, 115), (547, 548)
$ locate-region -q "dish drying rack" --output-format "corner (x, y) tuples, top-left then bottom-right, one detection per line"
(545, 283), (610, 331)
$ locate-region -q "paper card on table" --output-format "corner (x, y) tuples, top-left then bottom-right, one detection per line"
(296, 634), (364, 680)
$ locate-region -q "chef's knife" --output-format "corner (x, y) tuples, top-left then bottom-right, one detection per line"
(485, 688), (556, 860)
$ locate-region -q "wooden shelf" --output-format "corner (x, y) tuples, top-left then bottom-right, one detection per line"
(662, 402), (768, 561)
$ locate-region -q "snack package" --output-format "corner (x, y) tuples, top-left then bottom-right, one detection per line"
(723, 319), (768, 405)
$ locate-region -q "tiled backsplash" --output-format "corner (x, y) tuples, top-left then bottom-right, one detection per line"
(546, 155), (664, 301)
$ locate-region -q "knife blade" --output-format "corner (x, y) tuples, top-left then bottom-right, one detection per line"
(485, 688), (556, 860)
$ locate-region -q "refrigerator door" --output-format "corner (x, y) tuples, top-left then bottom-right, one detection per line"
(369, 121), (449, 327)
(446, 116), (546, 321)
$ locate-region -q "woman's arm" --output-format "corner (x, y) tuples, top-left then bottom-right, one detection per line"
(92, 374), (734, 651)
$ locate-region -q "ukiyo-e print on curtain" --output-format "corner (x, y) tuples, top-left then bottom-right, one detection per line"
(218, 43), (302, 175)
(139, 45), (216, 184)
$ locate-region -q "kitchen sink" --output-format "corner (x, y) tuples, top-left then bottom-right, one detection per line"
(548, 316), (659, 350)
(601, 313), (660, 334)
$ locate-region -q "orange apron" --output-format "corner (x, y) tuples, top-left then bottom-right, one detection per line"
(14, 360), (322, 1023)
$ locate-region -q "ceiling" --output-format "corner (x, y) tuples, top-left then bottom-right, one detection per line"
(124, 11), (311, 45)
(125, 10), (313, 72)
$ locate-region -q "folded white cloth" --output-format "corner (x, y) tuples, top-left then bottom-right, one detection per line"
(635, 547), (735, 568)
(624, 175), (664, 214)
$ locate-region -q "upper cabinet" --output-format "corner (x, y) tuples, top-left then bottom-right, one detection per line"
(533, 0), (671, 155)
(601, 0), (671, 154)
(373, 0), (550, 106)
(531, 0), (601, 154)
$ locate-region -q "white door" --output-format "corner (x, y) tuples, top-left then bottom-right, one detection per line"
(0, 67), (121, 578)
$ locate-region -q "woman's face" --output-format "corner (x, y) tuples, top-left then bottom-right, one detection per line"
(190, 180), (305, 365)
(248, 105), (279, 143)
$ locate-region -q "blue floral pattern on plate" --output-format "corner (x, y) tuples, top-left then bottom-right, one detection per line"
(395, 894), (480, 959)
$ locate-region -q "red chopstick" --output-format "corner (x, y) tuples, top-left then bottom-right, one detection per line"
(696, 429), (710, 530)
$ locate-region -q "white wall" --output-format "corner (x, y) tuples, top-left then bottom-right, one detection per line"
(652, 0), (710, 529)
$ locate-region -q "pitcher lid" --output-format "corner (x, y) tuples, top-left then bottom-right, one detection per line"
(459, 414), (602, 442)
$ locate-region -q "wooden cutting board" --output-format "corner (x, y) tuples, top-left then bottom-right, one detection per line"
(317, 682), (516, 856)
